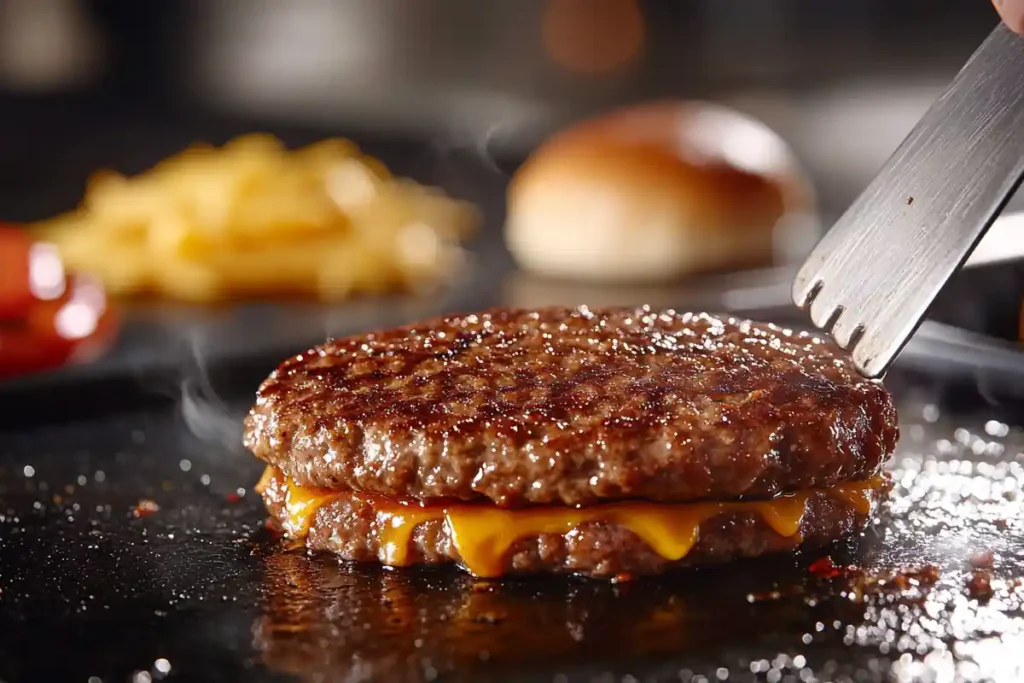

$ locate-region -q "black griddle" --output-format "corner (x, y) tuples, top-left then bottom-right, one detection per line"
(4, 110), (1024, 682)
(3, 368), (1024, 683)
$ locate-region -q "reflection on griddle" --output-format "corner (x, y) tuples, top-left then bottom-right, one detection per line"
(251, 404), (1024, 682)
(253, 548), (875, 682)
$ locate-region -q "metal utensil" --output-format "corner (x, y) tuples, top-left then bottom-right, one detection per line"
(792, 24), (1024, 379)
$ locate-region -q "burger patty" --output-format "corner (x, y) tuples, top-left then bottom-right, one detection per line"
(244, 307), (898, 506)
(262, 472), (886, 578)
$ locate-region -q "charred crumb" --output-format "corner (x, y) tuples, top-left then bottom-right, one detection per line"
(967, 569), (994, 601)
(132, 499), (160, 518)
(808, 556), (845, 579)
(906, 196), (914, 205)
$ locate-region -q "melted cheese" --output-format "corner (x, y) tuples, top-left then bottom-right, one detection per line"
(280, 478), (339, 537)
(254, 465), (275, 495)
(264, 467), (882, 577)
(377, 506), (440, 566)
(829, 485), (875, 515)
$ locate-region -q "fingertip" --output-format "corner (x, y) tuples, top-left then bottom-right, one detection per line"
(994, 0), (1024, 35)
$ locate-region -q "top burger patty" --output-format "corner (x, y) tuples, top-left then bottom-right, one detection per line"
(243, 307), (898, 507)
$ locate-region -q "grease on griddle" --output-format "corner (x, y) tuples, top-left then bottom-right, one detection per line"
(966, 552), (997, 602)
(969, 550), (995, 569)
(9, 383), (1024, 681)
(253, 551), (852, 683)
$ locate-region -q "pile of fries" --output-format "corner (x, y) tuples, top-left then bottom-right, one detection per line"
(34, 135), (480, 302)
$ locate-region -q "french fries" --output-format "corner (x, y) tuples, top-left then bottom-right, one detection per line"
(33, 134), (480, 302)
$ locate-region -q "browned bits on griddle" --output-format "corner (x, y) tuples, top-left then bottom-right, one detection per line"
(967, 569), (994, 601)
(915, 564), (942, 584)
(805, 562), (941, 605)
(132, 499), (160, 518)
(877, 564), (941, 590)
(808, 556), (846, 579)
(880, 564), (941, 593)
(863, 564), (939, 598)
(244, 307), (899, 506)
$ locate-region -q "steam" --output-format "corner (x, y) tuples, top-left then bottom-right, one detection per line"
(178, 330), (246, 453)
(428, 124), (497, 177)
(428, 104), (553, 180)
(180, 375), (244, 453)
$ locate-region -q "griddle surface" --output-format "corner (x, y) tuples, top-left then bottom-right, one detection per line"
(1, 389), (1023, 682)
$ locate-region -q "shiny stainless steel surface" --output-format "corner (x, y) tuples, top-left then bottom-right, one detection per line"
(792, 24), (1024, 379)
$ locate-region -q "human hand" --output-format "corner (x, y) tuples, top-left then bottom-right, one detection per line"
(993, 0), (1024, 34)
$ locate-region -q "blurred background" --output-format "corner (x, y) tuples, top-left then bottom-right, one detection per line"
(0, 0), (1020, 398)
(0, 0), (1002, 220)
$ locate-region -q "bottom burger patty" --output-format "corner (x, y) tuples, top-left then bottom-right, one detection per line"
(259, 468), (888, 579)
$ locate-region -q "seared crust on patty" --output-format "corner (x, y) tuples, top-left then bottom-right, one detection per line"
(261, 474), (886, 578)
(244, 307), (898, 506)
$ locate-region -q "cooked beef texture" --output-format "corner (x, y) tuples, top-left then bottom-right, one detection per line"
(244, 307), (898, 507)
(261, 470), (887, 579)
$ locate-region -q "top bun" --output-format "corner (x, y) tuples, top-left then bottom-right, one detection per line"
(505, 100), (816, 282)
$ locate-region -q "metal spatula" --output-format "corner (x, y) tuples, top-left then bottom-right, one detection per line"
(792, 24), (1024, 379)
